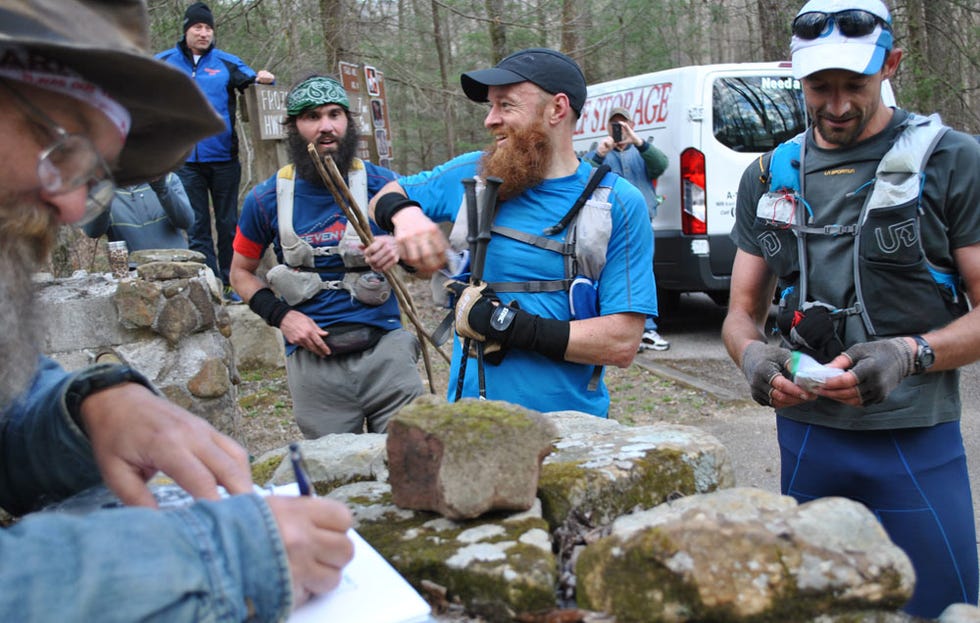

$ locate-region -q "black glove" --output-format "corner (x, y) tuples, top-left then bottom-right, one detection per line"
(842, 338), (914, 405)
(786, 306), (844, 363)
(740, 341), (792, 406)
(445, 281), (497, 342)
(444, 280), (504, 362)
(445, 280), (569, 361)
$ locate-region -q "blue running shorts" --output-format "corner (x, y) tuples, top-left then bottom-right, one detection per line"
(777, 416), (978, 618)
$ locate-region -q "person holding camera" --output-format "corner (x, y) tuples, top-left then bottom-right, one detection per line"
(230, 73), (424, 438)
(585, 107), (670, 351)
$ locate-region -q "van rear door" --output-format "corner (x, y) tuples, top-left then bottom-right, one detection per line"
(695, 67), (806, 297)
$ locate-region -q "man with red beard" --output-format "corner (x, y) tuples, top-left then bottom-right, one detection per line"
(231, 73), (424, 436)
(369, 48), (657, 417)
(0, 2), (354, 619)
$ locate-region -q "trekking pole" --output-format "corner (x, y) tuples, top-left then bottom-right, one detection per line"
(454, 178), (479, 401)
(471, 176), (501, 282)
(307, 147), (449, 396)
(472, 176), (502, 399)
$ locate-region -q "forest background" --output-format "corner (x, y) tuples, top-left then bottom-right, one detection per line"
(144, 0), (978, 177)
(47, 0), (979, 275)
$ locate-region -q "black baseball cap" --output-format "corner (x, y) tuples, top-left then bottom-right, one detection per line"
(460, 48), (587, 116)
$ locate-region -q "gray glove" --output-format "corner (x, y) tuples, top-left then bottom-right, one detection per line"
(843, 338), (914, 405)
(740, 341), (792, 406)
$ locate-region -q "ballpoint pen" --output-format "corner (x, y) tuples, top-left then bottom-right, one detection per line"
(289, 442), (314, 497)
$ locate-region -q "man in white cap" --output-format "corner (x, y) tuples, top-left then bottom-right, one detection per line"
(723, 0), (980, 616)
(0, 1), (353, 619)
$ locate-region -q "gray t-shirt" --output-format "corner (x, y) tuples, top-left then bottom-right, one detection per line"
(732, 109), (980, 430)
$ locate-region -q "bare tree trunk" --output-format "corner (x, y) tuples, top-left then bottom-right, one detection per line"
(561, 0), (584, 67)
(319, 0), (345, 70)
(755, 0), (793, 62)
(485, 0), (507, 63)
(431, 0), (457, 157)
(535, 0), (547, 47)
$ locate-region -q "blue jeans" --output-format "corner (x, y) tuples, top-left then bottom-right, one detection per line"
(778, 416), (979, 618)
(177, 160), (242, 285)
(0, 358), (292, 621)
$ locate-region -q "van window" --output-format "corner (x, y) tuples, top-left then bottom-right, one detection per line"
(712, 76), (806, 152)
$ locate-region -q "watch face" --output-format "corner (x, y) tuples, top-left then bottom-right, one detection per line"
(914, 337), (935, 372)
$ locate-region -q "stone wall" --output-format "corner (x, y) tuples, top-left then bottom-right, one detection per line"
(36, 250), (246, 436)
(35, 264), (980, 623)
(250, 403), (978, 623)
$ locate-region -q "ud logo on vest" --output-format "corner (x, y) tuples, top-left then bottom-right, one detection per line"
(874, 217), (917, 254)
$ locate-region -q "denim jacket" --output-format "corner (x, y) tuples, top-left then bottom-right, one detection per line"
(0, 358), (292, 622)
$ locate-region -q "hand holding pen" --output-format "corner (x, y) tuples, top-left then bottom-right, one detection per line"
(290, 442), (315, 496)
(264, 442), (354, 606)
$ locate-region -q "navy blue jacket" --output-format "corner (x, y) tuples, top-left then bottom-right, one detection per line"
(156, 40), (257, 162)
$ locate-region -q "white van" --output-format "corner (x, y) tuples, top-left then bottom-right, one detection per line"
(573, 62), (807, 309)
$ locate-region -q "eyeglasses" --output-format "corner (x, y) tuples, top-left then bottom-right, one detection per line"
(792, 9), (890, 40)
(0, 79), (116, 226)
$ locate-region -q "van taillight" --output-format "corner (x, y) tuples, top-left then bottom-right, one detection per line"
(680, 148), (707, 235)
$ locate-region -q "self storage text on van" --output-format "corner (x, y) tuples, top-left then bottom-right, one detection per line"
(573, 62), (806, 310)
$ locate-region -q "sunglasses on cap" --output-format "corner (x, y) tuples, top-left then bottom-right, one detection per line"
(792, 9), (891, 40)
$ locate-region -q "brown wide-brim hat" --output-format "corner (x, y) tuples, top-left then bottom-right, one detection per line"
(0, 0), (224, 186)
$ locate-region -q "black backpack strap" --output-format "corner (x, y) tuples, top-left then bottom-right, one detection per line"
(543, 164), (611, 236)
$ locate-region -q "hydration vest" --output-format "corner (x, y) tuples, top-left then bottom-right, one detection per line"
(756, 113), (967, 343)
(439, 165), (615, 390)
(441, 165), (614, 306)
(266, 160), (390, 307)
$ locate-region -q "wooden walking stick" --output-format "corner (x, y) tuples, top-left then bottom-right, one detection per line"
(306, 145), (449, 396)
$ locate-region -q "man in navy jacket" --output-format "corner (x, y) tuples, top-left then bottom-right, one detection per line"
(156, 2), (275, 300)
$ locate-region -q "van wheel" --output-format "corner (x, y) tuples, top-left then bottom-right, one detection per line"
(708, 290), (730, 307)
(658, 288), (681, 315)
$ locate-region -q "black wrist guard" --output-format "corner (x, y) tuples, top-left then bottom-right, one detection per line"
(487, 306), (570, 361)
(373, 193), (421, 232)
(249, 287), (292, 327)
(66, 363), (155, 431)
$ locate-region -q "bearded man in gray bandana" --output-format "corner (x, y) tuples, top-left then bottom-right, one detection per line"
(230, 73), (424, 437)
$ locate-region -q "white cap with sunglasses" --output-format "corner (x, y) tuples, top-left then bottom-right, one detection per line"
(790, 0), (893, 79)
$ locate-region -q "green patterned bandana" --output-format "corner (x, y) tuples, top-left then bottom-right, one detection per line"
(286, 76), (349, 115)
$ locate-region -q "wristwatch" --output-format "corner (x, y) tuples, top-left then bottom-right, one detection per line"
(911, 335), (935, 375)
(65, 363), (154, 428)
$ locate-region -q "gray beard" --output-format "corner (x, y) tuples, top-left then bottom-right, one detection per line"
(0, 239), (44, 412)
